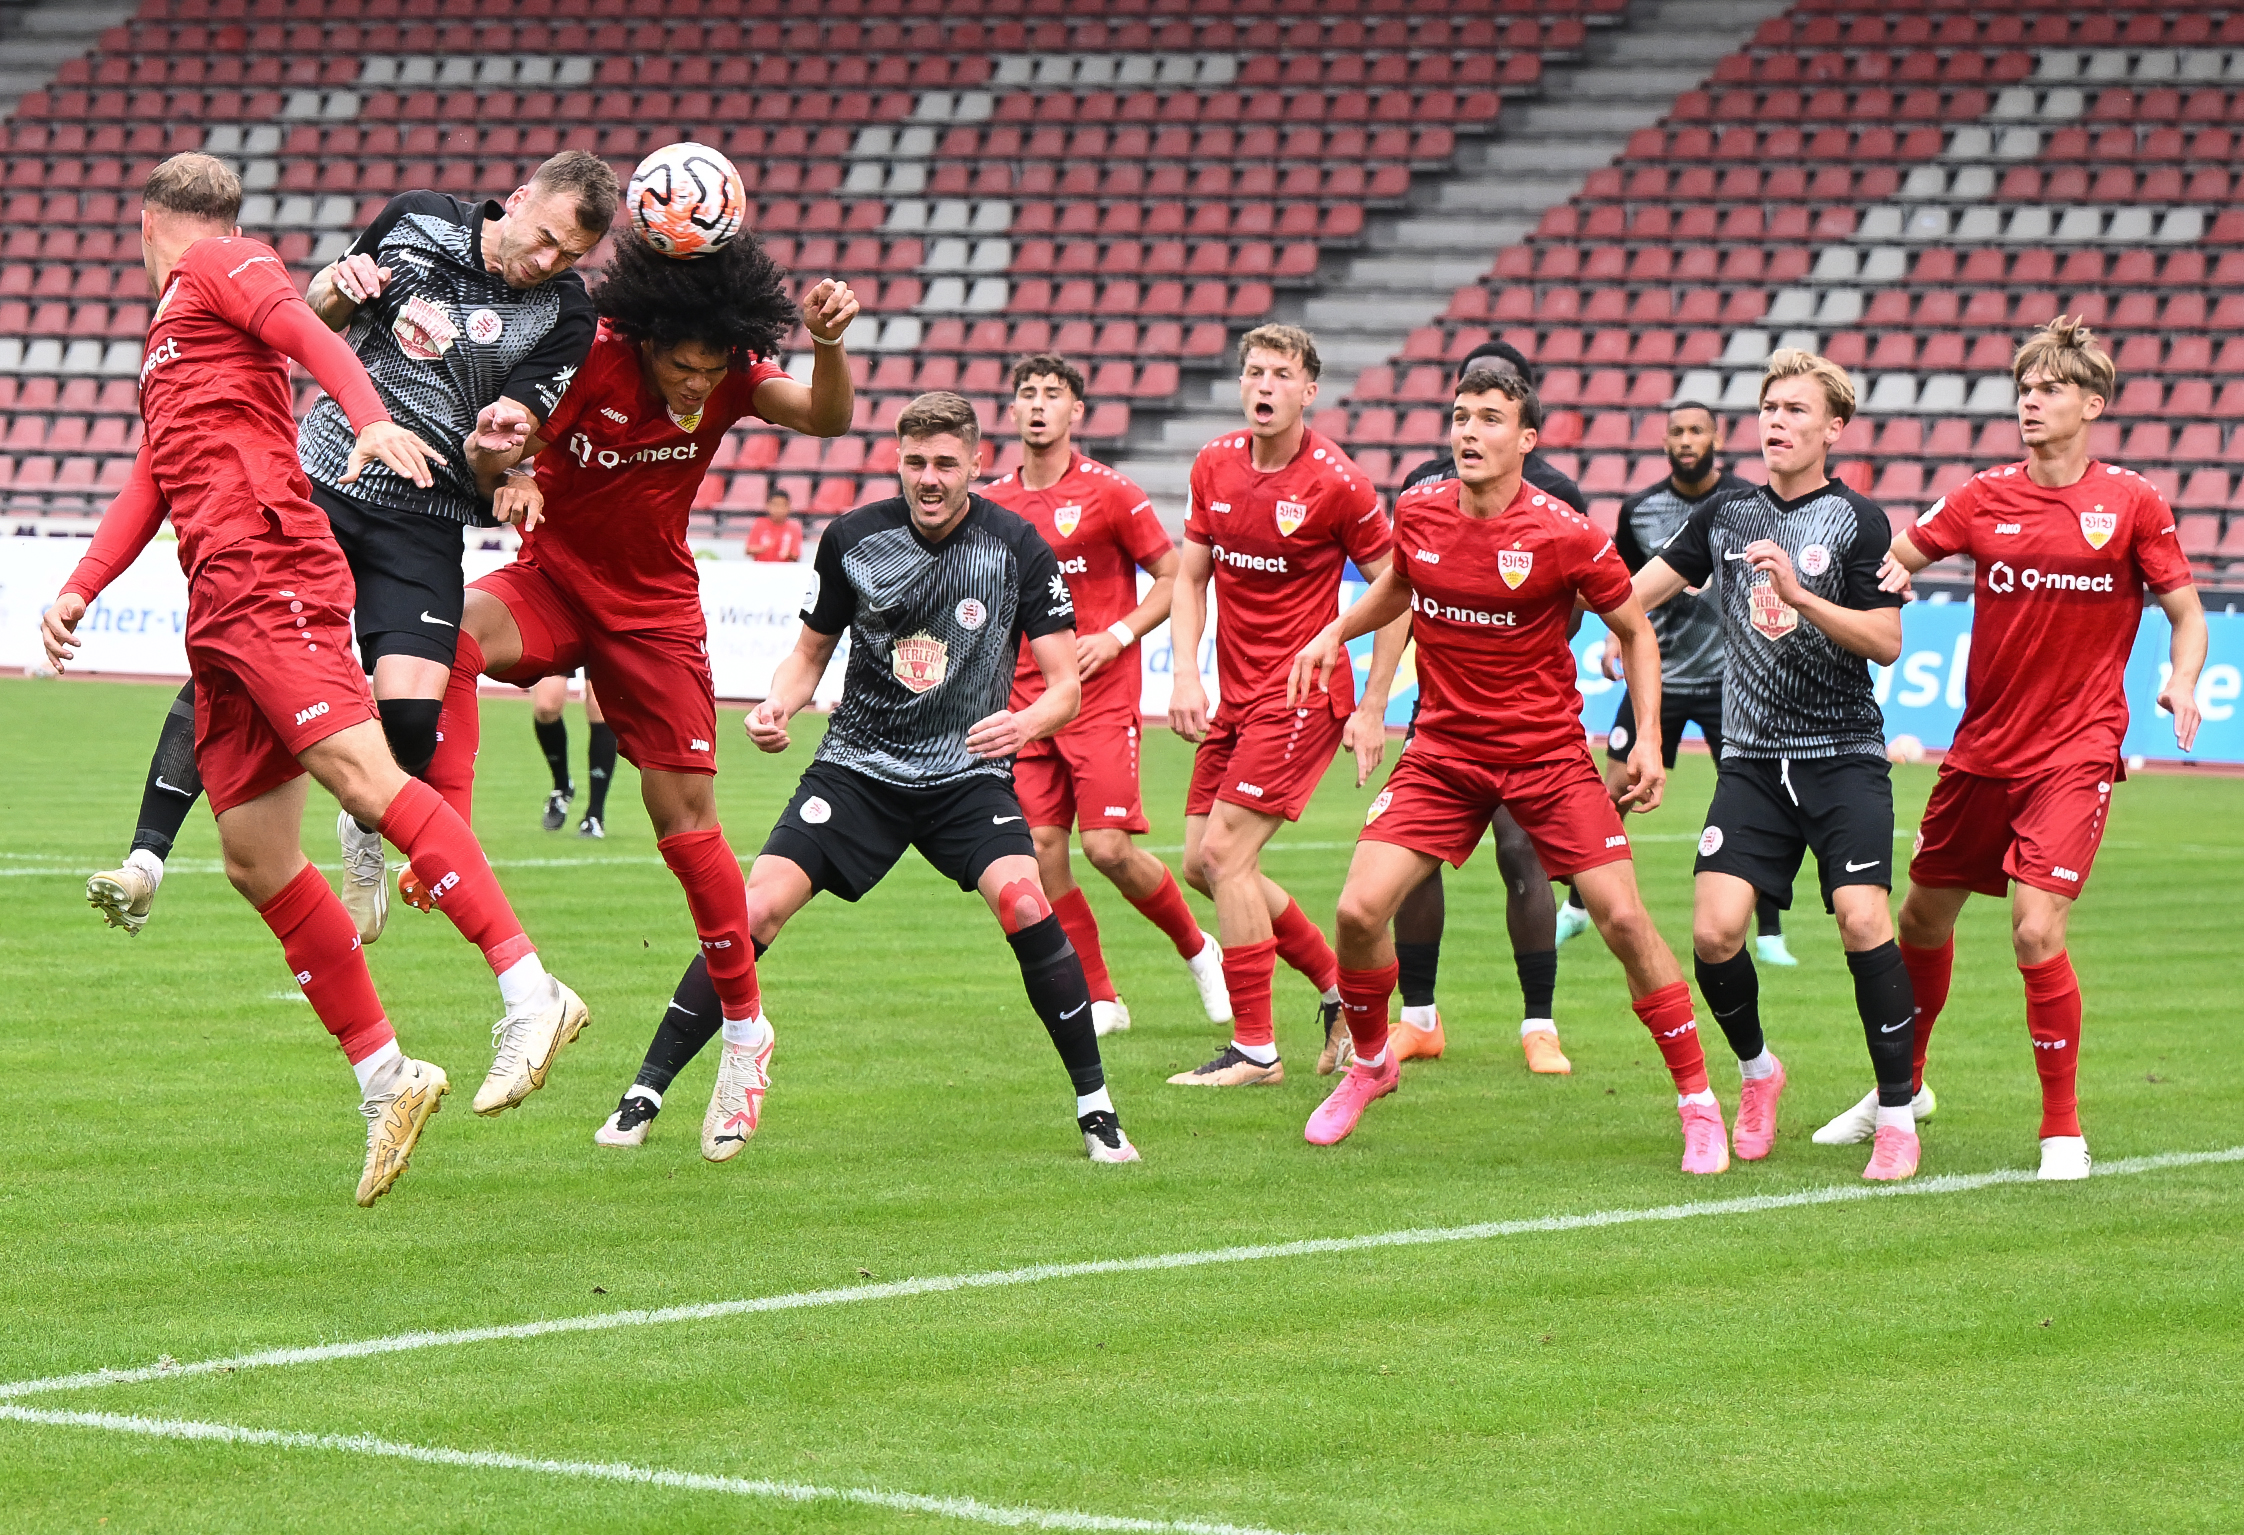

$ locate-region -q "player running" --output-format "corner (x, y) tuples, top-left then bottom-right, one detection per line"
(1854, 317), (2206, 1180)
(1564, 402), (1794, 965)
(413, 229), (858, 1155)
(1632, 351), (1920, 1181)
(1165, 325), (1400, 1088)
(1285, 367), (1730, 1168)
(984, 353), (1229, 1036)
(44, 155), (585, 1201)
(1363, 338), (1592, 1075)
(84, 153), (618, 942)
(732, 391), (1139, 1162)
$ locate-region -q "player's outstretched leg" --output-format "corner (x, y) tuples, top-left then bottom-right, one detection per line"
(596, 954), (721, 1146)
(1113, 853), (1231, 1024)
(90, 681), (204, 935)
(1495, 809), (1569, 1074)
(1576, 861), (1729, 1174)
(987, 858), (1138, 1162)
(400, 633), (488, 916)
(1304, 842), (1429, 1145)
(1392, 868), (1444, 1063)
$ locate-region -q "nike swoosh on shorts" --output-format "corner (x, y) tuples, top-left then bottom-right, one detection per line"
(420, 610), (456, 627)
(993, 815), (1022, 824)
(1845, 859), (1881, 872)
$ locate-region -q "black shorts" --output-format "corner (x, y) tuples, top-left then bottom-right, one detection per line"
(1606, 688), (1724, 768)
(1694, 753), (1895, 913)
(760, 761), (1037, 902)
(312, 483), (467, 669)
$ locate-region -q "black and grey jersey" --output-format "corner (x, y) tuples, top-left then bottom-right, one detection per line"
(296, 192), (596, 527)
(1398, 446), (1588, 512)
(1657, 480), (1902, 761)
(1615, 470), (1754, 698)
(803, 494), (1076, 786)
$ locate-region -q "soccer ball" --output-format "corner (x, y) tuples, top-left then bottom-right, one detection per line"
(1887, 734), (1926, 764)
(626, 142), (747, 260)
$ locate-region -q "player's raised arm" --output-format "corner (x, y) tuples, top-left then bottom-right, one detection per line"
(750, 278), (860, 438)
(1286, 554), (1408, 711)
(1598, 593), (1667, 813)
(2155, 584), (2210, 752)
(1166, 539), (1215, 742)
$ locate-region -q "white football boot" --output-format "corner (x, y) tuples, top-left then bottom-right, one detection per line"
(703, 1022), (775, 1162)
(2038, 1135), (2092, 1181)
(1080, 1109), (1141, 1163)
(337, 810), (389, 945)
(594, 1090), (660, 1148)
(1092, 998), (1132, 1036)
(472, 975), (591, 1115)
(87, 850), (164, 934)
(1184, 931), (1232, 1022)
(1811, 1083), (1938, 1145)
(357, 1057), (449, 1207)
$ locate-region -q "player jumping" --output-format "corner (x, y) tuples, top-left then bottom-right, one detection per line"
(1859, 317), (2206, 1180)
(1285, 367), (1731, 1169)
(1632, 351), (1920, 1181)
(728, 391), (1137, 1161)
(1165, 325), (1401, 1087)
(414, 229), (858, 1155)
(984, 353), (1230, 1036)
(45, 155), (585, 1201)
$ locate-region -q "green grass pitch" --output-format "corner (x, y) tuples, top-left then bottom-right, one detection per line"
(1, 673), (2240, 1533)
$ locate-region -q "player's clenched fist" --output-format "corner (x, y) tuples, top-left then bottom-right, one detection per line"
(746, 698), (793, 753)
(492, 472), (543, 531)
(1614, 738), (1667, 815)
(39, 592), (87, 672)
(341, 420), (445, 489)
(965, 710), (1029, 760)
(801, 278), (859, 345)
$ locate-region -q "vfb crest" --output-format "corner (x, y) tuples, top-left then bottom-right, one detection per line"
(2079, 509), (2116, 550)
(1274, 499), (1307, 536)
(1054, 503), (1082, 538)
(1498, 548), (1533, 589)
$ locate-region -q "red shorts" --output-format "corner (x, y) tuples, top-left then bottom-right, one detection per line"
(1014, 715), (1150, 833)
(472, 560), (717, 776)
(1184, 697), (1346, 822)
(1909, 758), (2119, 899)
(187, 524), (379, 815)
(1360, 745), (1633, 878)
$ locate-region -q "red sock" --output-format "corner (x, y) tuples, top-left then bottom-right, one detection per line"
(1338, 962), (1397, 1063)
(1051, 887), (1115, 1002)
(1632, 980), (1710, 1095)
(1126, 867), (1205, 960)
(1899, 937), (1953, 1093)
(1272, 897), (1338, 994)
(258, 862), (394, 1064)
(424, 632), (484, 825)
(657, 826), (761, 1020)
(2021, 952), (2083, 1138)
(379, 777), (535, 974)
(1222, 937), (1278, 1049)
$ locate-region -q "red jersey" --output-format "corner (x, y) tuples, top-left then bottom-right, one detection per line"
(1184, 425), (1390, 714)
(989, 451), (1172, 725)
(1909, 459), (2192, 777)
(1393, 477), (1634, 764)
(529, 322), (787, 628)
(744, 516), (803, 563)
(139, 237), (334, 574)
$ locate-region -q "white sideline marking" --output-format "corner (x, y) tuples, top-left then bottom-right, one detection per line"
(0, 1406), (1297, 1535)
(3, 1146), (2234, 1404)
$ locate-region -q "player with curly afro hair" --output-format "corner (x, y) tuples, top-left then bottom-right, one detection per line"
(591, 227), (802, 367)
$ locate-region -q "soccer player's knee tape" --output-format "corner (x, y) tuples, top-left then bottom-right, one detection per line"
(378, 698), (444, 780)
(996, 875), (1053, 935)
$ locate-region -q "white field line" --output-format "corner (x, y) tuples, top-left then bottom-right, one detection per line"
(4, 1146), (2235, 1405)
(0, 1405), (1299, 1535)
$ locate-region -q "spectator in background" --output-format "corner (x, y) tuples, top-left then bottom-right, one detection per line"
(746, 488), (804, 562)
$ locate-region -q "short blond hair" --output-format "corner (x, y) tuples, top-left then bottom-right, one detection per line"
(2012, 315), (2115, 401)
(143, 152), (241, 223)
(1238, 323), (1321, 380)
(1759, 348), (1856, 423)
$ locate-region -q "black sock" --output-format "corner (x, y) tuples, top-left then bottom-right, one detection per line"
(1515, 947), (1557, 1020)
(1694, 946), (1764, 1061)
(1007, 913), (1104, 1098)
(131, 681), (203, 860)
(1395, 941), (1441, 1008)
(586, 723), (618, 819)
(632, 954), (722, 1096)
(1847, 941), (1918, 1107)
(1755, 894), (1783, 938)
(535, 718), (571, 793)
(1565, 884), (1586, 913)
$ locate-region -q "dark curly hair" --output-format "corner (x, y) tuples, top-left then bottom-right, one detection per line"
(591, 228), (798, 365)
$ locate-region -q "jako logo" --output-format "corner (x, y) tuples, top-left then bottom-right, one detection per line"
(293, 701), (330, 726)
(690, 738), (711, 751)
(1235, 781), (1265, 798)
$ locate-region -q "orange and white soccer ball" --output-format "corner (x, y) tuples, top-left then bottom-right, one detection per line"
(626, 142), (746, 259)
(1887, 734), (1926, 764)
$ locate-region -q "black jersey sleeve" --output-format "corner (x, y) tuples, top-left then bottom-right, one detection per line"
(1523, 450), (1588, 513)
(502, 276), (596, 426)
(344, 191), (465, 261)
(1014, 515), (1077, 641)
(1659, 493), (1722, 585)
(1613, 487), (1655, 572)
(801, 519), (856, 634)
(1839, 490), (1907, 611)
(1398, 450), (1453, 491)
